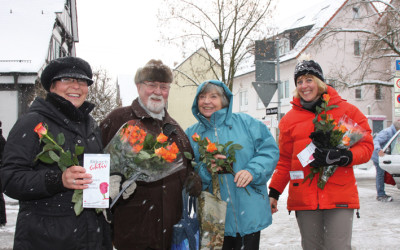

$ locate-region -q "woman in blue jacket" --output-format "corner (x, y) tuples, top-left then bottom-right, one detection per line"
(185, 80), (279, 249)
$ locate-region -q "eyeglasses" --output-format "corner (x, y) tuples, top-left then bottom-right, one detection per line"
(142, 82), (171, 92)
(59, 78), (88, 86)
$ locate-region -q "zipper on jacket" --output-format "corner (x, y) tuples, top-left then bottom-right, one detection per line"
(356, 209), (360, 218)
(214, 126), (219, 143)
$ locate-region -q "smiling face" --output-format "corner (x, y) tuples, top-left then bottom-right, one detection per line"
(50, 78), (88, 108)
(296, 75), (320, 102)
(136, 81), (170, 114)
(198, 90), (223, 120)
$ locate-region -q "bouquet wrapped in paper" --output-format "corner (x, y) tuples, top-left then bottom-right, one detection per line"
(304, 94), (368, 189)
(104, 120), (185, 205)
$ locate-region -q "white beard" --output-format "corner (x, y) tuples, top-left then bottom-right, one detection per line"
(145, 94), (165, 114)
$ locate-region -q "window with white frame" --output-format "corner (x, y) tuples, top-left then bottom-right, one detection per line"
(375, 85), (382, 100)
(279, 38), (290, 55)
(279, 80), (290, 99)
(284, 80), (289, 98)
(354, 40), (361, 56)
(353, 7), (360, 19)
(355, 87), (362, 99)
(54, 39), (62, 59)
(239, 90), (248, 111)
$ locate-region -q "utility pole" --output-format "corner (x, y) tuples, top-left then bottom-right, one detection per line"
(276, 39), (281, 122)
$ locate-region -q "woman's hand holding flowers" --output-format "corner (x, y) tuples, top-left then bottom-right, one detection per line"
(208, 154), (227, 173)
(309, 131), (331, 148)
(62, 165), (92, 189)
(310, 148), (353, 168)
(303, 94), (366, 189)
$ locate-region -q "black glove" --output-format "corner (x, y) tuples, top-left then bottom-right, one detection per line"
(268, 187), (281, 201)
(102, 208), (113, 224)
(184, 171), (202, 197)
(309, 131), (331, 148)
(310, 148), (353, 168)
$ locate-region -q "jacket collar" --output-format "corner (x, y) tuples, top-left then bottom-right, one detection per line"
(291, 85), (343, 111)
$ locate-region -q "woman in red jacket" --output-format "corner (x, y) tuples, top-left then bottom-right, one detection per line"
(268, 59), (373, 250)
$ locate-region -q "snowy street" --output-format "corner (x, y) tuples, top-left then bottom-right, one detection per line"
(261, 165), (400, 249)
(1, 164), (399, 249)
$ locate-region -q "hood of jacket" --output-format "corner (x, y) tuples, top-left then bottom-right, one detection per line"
(191, 80), (233, 129)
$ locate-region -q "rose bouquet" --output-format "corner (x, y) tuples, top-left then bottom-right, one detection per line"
(191, 133), (246, 194)
(304, 94), (368, 189)
(103, 120), (185, 206)
(33, 122), (88, 216)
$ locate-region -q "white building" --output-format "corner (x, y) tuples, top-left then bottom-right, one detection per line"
(0, 0), (79, 137)
(232, 0), (394, 138)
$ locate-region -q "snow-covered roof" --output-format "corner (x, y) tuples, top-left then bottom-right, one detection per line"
(0, 0), (66, 73)
(235, 0), (347, 77)
(234, 53), (255, 77)
(278, 0), (347, 62)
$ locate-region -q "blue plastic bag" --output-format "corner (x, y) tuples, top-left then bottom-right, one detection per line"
(171, 189), (199, 250)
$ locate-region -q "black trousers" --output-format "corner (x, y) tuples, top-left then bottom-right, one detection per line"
(222, 231), (260, 250)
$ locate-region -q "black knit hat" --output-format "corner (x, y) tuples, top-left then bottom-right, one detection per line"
(134, 59), (173, 84)
(294, 60), (324, 85)
(40, 57), (94, 92)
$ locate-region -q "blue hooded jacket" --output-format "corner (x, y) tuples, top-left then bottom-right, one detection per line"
(185, 80), (279, 237)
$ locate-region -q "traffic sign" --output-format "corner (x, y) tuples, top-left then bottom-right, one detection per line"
(395, 94), (400, 108)
(395, 78), (400, 93)
(266, 107), (278, 115)
(396, 60), (400, 71)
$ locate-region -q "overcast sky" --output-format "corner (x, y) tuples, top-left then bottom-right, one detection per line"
(75, 0), (326, 78)
(74, 0), (327, 105)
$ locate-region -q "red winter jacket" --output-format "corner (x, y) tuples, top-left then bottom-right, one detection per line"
(269, 86), (373, 211)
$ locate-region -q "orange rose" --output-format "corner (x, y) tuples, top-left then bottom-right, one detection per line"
(34, 122), (47, 138)
(339, 124), (347, 133)
(206, 142), (217, 153)
(163, 151), (177, 163)
(132, 144), (144, 153)
(192, 133), (200, 142)
(157, 133), (168, 143)
(155, 147), (168, 157)
(342, 136), (351, 146)
(167, 142), (179, 154)
(322, 94), (330, 102)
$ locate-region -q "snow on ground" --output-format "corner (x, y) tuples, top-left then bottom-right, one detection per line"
(1, 162), (399, 249)
(260, 164), (400, 249)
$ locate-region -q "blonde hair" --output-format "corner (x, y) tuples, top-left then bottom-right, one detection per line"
(293, 74), (327, 99)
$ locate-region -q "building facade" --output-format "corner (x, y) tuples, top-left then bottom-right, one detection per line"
(168, 48), (221, 130)
(232, 0), (394, 139)
(0, 0), (79, 137)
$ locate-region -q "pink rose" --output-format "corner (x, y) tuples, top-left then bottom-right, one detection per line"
(100, 182), (109, 199)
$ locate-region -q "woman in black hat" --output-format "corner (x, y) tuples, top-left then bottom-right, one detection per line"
(268, 57), (373, 249)
(0, 57), (112, 249)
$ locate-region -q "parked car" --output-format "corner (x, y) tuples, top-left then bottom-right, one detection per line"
(379, 129), (400, 189)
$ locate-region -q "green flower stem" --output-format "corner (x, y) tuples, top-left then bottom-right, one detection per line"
(44, 134), (65, 153)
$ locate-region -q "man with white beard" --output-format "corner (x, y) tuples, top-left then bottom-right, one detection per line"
(100, 59), (202, 250)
